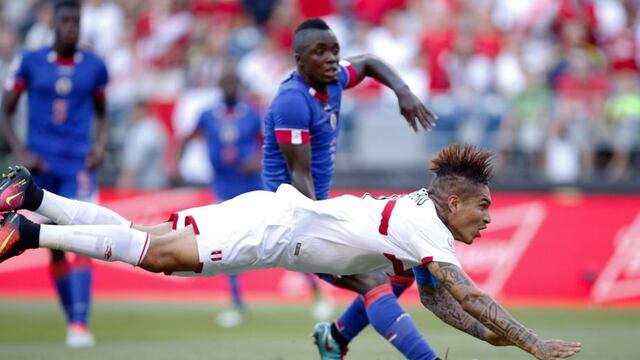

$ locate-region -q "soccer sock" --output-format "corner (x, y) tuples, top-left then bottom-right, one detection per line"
(37, 190), (131, 226)
(303, 273), (321, 299)
(364, 284), (438, 360)
(331, 275), (415, 346)
(68, 256), (92, 326)
(50, 258), (72, 322)
(39, 224), (150, 266)
(227, 275), (244, 309)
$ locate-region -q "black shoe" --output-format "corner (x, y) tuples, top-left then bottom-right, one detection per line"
(0, 212), (30, 263)
(0, 166), (42, 212)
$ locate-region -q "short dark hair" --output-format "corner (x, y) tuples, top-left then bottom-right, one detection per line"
(54, 0), (80, 14)
(427, 143), (494, 207)
(293, 18), (332, 53)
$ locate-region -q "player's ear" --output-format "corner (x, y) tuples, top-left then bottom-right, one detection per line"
(447, 195), (459, 214)
(294, 52), (302, 66)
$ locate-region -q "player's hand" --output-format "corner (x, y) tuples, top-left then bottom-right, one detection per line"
(16, 150), (45, 173)
(395, 87), (438, 132)
(85, 145), (105, 170)
(532, 339), (582, 359)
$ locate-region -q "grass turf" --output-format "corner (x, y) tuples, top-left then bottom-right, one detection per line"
(0, 300), (638, 360)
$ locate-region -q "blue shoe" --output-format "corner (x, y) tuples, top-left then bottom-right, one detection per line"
(311, 322), (347, 360)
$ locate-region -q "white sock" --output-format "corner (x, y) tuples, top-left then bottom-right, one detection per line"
(37, 190), (131, 226)
(39, 224), (150, 266)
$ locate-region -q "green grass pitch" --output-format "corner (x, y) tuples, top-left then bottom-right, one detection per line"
(1, 299), (638, 359)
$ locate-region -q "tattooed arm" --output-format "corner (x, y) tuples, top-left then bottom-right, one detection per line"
(418, 283), (511, 346)
(426, 261), (582, 360)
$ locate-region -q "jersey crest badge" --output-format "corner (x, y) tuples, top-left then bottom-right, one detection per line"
(55, 77), (72, 96)
(329, 112), (337, 130)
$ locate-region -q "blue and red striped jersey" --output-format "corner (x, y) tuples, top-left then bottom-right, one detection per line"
(262, 60), (359, 200)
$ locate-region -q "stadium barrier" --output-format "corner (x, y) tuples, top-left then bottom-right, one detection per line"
(1, 188), (639, 306)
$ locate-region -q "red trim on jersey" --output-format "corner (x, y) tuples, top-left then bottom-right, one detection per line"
(12, 78), (26, 93)
(167, 213), (179, 230)
(389, 274), (415, 288)
(313, 90), (329, 103)
(55, 56), (75, 65)
(344, 64), (361, 89)
(383, 252), (405, 274)
(335, 319), (344, 331)
(275, 129), (310, 144)
(421, 256), (433, 265)
(363, 283), (393, 308)
(194, 262), (204, 273)
(137, 234), (150, 266)
(378, 199), (397, 235)
(94, 88), (106, 101)
(184, 215), (200, 235)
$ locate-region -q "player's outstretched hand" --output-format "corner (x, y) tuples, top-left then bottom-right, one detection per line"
(395, 87), (438, 132)
(85, 144), (105, 170)
(532, 339), (582, 360)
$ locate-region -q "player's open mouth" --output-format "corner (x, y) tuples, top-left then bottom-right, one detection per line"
(324, 68), (339, 77)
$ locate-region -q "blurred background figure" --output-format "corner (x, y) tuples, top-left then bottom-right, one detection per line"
(179, 63), (264, 328)
(0, 0), (109, 347)
(115, 98), (168, 190)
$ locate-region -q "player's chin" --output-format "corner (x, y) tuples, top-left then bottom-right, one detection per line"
(322, 73), (339, 83)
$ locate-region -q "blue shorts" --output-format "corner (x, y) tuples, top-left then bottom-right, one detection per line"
(34, 170), (96, 200)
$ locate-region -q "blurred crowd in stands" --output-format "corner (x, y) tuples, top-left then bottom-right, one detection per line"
(1, 0), (640, 188)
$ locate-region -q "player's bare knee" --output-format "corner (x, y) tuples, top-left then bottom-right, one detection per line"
(359, 272), (390, 291)
(139, 248), (175, 273)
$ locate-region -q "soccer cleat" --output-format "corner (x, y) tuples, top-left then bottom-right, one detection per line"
(66, 323), (96, 348)
(216, 308), (247, 328)
(0, 212), (29, 263)
(0, 166), (39, 212)
(311, 322), (348, 360)
(311, 298), (335, 321)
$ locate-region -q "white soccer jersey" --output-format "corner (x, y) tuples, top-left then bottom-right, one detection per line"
(171, 184), (461, 277)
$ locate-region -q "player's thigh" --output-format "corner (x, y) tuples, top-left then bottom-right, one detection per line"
(320, 272), (390, 295)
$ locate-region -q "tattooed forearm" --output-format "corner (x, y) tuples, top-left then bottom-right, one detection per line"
(418, 284), (491, 342)
(431, 262), (539, 354)
(477, 301), (536, 350)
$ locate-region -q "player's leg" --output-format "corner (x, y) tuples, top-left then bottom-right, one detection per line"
(0, 211), (200, 274)
(0, 166), (130, 227)
(305, 273), (334, 321)
(57, 171), (97, 348)
(217, 274), (247, 328)
(313, 272), (438, 360)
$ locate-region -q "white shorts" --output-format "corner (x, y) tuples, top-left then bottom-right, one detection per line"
(165, 190), (294, 277)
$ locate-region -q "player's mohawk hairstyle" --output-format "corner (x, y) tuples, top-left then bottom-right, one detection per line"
(293, 18), (332, 53)
(430, 143), (494, 185)
(294, 18), (331, 34)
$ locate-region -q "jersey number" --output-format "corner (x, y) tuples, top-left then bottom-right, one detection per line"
(378, 199), (405, 273)
(52, 99), (68, 124)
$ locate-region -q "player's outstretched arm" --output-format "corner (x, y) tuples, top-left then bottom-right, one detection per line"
(345, 54), (437, 132)
(417, 282), (511, 346)
(426, 261), (582, 360)
(0, 89), (43, 170)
